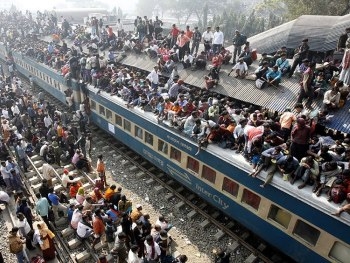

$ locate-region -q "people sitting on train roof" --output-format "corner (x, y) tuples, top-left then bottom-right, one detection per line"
(275, 53), (290, 76)
(259, 53), (274, 67)
(229, 58), (248, 79)
(265, 65), (282, 87)
(322, 86), (341, 110)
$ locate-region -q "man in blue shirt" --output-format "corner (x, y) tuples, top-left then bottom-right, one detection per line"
(266, 65), (282, 86)
(35, 192), (55, 230)
(47, 188), (68, 219)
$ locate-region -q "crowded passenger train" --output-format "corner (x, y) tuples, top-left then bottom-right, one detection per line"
(1, 9), (350, 263)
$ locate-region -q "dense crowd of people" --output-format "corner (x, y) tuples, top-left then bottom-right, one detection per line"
(1, 8), (350, 263)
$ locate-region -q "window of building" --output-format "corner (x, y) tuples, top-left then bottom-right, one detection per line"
(201, 165), (216, 184)
(124, 119), (131, 132)
(268, 205), (291, 229)
(170, 147), (181, 163)
(158, 140), (168, 154)
(145, 132), (153, 146)
(99, 105), (105, 116)
(135, 126), (143, 139)
(293, 220), (320, 246)
(222, 178), (239, 197)
(242, 189), (261, 210)
(90, 100), (96, 110)
(187, 156), (199, 173)
(329, 242), (350, 263)
(115, 115), (122, 126)
(106, 109), (112, 120)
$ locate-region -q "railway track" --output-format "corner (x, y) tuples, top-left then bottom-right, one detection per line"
(28, 79), (294, 263)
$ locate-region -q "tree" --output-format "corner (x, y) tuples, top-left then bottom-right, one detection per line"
(257, 0), (350, 20)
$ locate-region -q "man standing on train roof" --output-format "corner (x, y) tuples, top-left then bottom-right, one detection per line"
(232, 30), (247, 64)
(212, 26), (224, 54)
(337, 27), (350, 51)
(288, 38), (309, 78)
(146, 66), (159, 91)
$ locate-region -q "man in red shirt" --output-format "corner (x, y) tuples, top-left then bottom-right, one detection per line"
(177, 31), (190, 60)
(170, 24), (180, 47)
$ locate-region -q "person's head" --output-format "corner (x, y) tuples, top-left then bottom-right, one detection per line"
(239, 58), (244, 63)
(294, 103), (304, 113)
(145, 235), (153, 245)
(10, 227), (19, 234)
(235, 30), (240, 35)
(302, 38), (308, 43)
(136, 220), (143, 228)
(272, 65), (278, 71)
(216, 26), (220, 32)
(17, 212), (25, 220)
(97, 154), (103, 160)
(136, 204), (142, 211)
(110, 185), (117, 190)
(130, 244), (139, 253)
(178, 255), (188, 263)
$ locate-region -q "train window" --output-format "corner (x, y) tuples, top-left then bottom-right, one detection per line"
(158, 139), (168, 154)
(329, 242), (350, 263)
(115, 115), (122, 126)
(170, 147), (181, 163)
(293, 220), (320, 246)
(222, 178), (239, 197)
(202, 165), (216, 184)
(145, 132), (153, 145)
(135, 126), (143, 139)
(57, 83), (61, 91)
(124, 120), (131, 132)
(99, 105), (105, 116)
(90, 100), (96, 110)
(242, 189), (261, 210)
(268, 205), (291, 229)
(187, 156), (199, 173)
(106, 109), (112, 120)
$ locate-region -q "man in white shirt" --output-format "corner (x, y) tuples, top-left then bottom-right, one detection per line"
(144, 235), (161, 263)
(229, 58), (248, 79)
(116, 19), (123, 37)
(146, 66), (159, 91)
(43, 114), (53, 128)
(1, 161), (12, 193)
(212, 26), (224, 54)
(202, 26), (213, 53)
(128, 244), (141, 263)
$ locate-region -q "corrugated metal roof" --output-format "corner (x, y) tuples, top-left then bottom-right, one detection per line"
(249, 14), (350, 54)
(120, 53), (350, 133)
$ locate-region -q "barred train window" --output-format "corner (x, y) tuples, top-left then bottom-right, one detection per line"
(268, 205), (291, 229)
(222, 178), (239, 197)
(99, 105), (105, 116)
(293, 220), (320, 246)
(170, 147), (181, 163)
(90, 100), (96, 110)
(124, 120), (131, 132)
(242, 189), (261, 210)
(187, 156), (199, 173)
(145, 132), (153, 145)
(115, 115), (122, 126)
(106, 109), (112, 120)
(158, 140), (168, 154)
(202, 165), (216, 184)
(135, 126), (143, 139)
(329, 242), (350, 263)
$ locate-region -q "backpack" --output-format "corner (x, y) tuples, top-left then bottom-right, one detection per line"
(9, 238), (23, 254)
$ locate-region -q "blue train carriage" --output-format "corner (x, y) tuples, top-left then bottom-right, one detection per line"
(84, 86), (350, 263)
(3, 44), (350, 263)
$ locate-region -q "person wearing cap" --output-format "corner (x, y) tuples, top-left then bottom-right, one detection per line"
(229, 58), (248, 78)
(266, 65), (282, 86)
(191, 26), (202, 55)
(232, 30), (247, 64)
(8, 227), (28, 263)
(337, 27), (350, 51)
(288, 38), (309, 77)
(275, 52), (290, 76)
(297, 60), (315, 109)
(202, 26), (213, 53)
(130, 204), (143, 223)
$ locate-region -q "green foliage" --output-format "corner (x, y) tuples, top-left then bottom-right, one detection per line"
(257, 0), (350, 20)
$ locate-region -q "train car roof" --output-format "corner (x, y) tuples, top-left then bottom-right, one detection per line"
(87, 85), (350, 227)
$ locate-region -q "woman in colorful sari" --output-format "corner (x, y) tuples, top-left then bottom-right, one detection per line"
(76, 186), (85, 204)
(37, 222), (56, 261)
